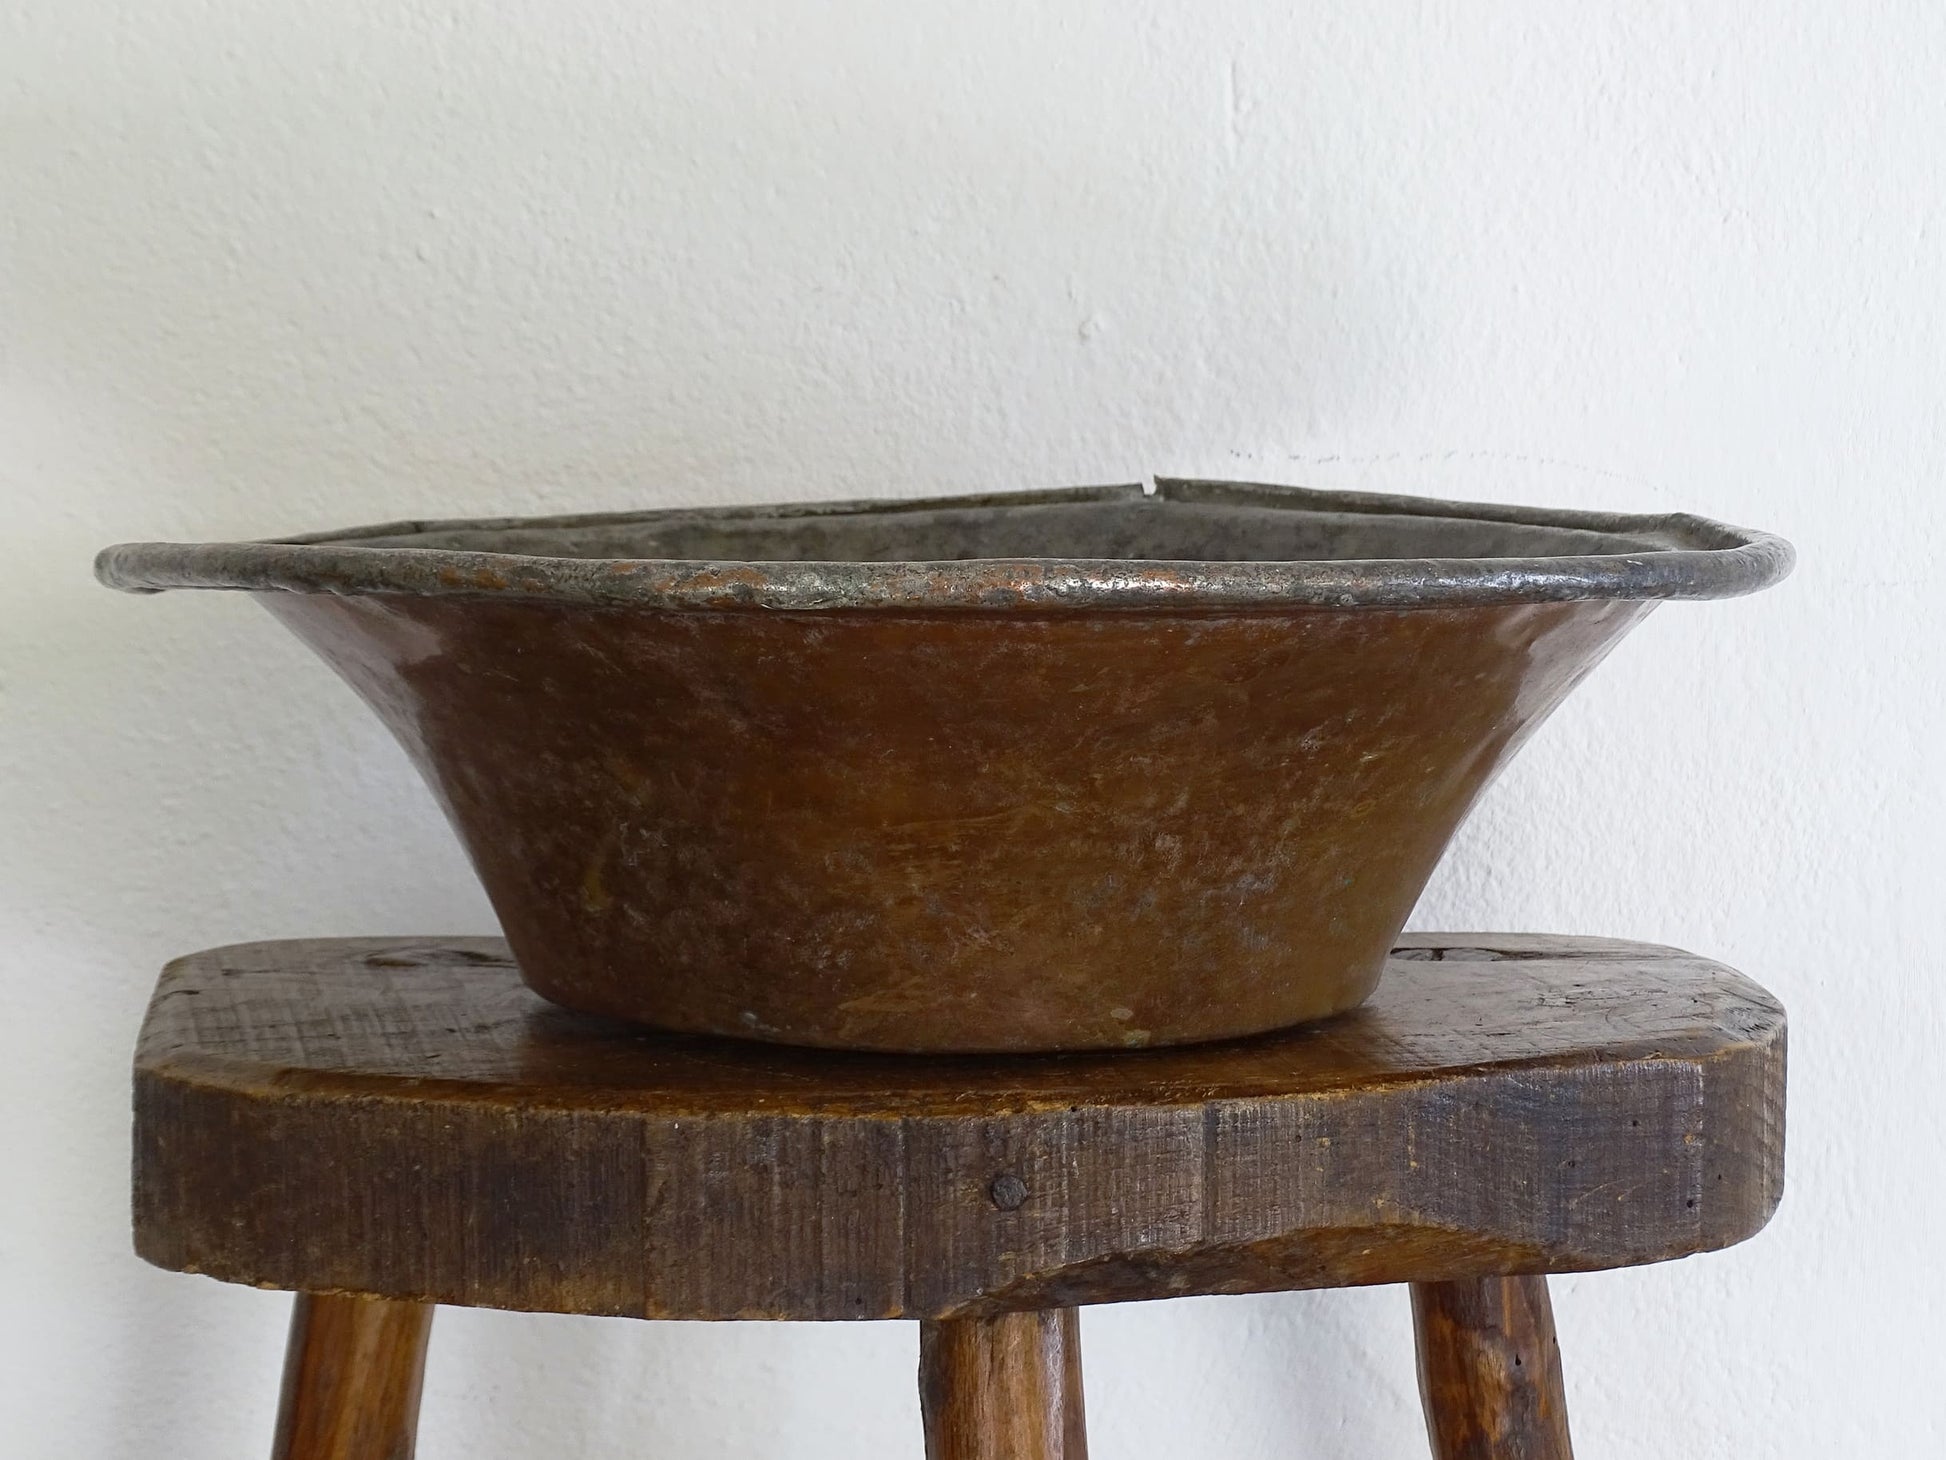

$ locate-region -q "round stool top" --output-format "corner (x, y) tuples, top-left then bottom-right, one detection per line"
(134, 933), (1784, 1320)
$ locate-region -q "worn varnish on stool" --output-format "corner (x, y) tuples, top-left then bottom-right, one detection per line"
(133, 932), (1785, 1459)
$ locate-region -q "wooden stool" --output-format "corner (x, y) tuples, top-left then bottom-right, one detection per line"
(133, 933), (1785, 1459)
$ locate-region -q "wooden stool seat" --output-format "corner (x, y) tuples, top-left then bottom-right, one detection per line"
(133, 933), (1785, 1458)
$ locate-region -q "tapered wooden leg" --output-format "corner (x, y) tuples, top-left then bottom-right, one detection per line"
(919, 1308), (1086, 1460)
(1412, 1276), (1571, 1460)
(271, 1294), (434, 1460)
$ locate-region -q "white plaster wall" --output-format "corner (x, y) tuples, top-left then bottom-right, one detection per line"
(3, 3), (1938, 1455)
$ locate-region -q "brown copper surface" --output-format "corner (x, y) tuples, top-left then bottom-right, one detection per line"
(264, 592), (1649, 1051)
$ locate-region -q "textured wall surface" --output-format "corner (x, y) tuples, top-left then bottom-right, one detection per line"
(2, 3), (1937, 1456)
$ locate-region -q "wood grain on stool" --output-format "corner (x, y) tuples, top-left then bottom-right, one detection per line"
(920, 1309), (1085, 1460)
(271, 1294), (432, 1460)
(1413, 1276), (1572, 1460)
(131, 934), (1785, 1321)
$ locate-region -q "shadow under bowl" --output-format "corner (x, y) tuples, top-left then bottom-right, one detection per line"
(97, 478), (1790, 1052)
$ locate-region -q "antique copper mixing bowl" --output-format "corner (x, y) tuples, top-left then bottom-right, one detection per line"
(99, 479), (1790, 1052)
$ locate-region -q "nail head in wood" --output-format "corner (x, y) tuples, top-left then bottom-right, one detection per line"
(990, 1173), (1030, 1211)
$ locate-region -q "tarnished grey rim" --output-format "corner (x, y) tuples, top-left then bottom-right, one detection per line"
(96, 477), (1793, 612)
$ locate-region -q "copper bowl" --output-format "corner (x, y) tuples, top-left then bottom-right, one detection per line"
(99, 479), (1790, 1052)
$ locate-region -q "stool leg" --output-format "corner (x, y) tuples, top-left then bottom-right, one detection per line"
(919, 1308), (1086, 1460)
(271, 1294), (434, 1460)
(1411, 1276), (1572, 1460)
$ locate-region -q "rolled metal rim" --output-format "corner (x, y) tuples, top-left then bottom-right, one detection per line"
(95, 477), (1793, 612)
